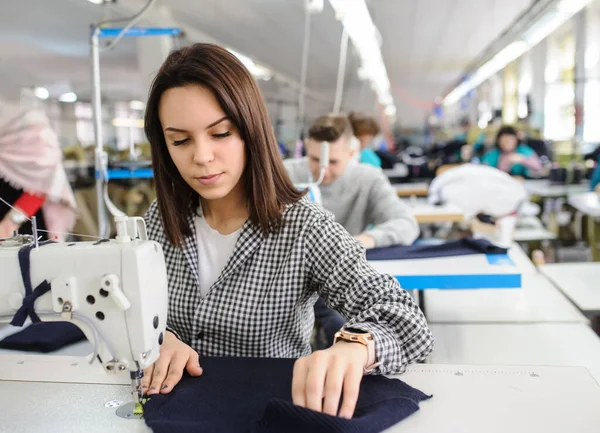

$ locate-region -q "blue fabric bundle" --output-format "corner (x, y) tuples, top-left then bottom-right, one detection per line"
(143, 357), (430, 433)
(366, 237), (507, 261)
(0, 322), (85, 353)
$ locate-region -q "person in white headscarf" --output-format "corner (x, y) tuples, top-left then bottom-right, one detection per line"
(0, 95), (76, 240)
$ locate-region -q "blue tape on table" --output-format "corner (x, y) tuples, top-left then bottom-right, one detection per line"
(486, 254), (515, 266)
(97, 27), (181, 38)
(396, 273), (522, 290)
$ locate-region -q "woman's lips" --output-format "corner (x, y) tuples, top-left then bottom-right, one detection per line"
(195, 173), (223, 186)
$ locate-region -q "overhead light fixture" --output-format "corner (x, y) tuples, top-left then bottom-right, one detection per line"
(328, 0), (396, 116)
(445, 41), (528, 105)
(227, 49), (273, 81)
(444, 0), (592, 106)
(87, 0), (104, 4)
(34, 87), (49, 100)
(58, 92), (78, 103)
(129, 100), (145, 110)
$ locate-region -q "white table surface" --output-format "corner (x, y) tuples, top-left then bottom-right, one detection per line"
(541, 262), (600, 312)
(408, 200), (465, 223)
(514, 216), (556, 242)
(393, 182), (429, 194)
(507, 243), (539, 274)
(383, 166), (410, 178)
(428, 323), (600, 383)
(524, 180), (590, 198)
(513, 226), (557, 242)
(424, 270), (587, 324)
(369, 253), (520, 289)
(567, 191), (600, 217)
(1, 355), (599, 433)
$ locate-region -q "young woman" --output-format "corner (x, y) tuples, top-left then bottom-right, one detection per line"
(141, 43), (433, 419)
(482, 125), (542, 178)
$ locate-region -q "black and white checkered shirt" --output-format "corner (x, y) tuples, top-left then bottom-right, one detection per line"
(145, 198), (433, 375)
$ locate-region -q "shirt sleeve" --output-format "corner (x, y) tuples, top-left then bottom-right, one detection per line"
(304, 213), (434, 375)
(13, 191), (46, 217)
(363, 171), (420, 247)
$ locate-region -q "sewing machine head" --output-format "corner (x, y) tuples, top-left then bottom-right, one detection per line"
(0, 216), (168, 376)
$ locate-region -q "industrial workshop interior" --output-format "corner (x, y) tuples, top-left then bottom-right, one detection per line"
(2, 0), (600, 431)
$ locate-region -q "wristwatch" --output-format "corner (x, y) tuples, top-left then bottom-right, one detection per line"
(8, 209), (28, 225)
(334, 329), (381, 373)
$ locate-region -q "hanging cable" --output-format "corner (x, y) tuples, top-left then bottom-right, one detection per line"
(333, 27), (349, 114)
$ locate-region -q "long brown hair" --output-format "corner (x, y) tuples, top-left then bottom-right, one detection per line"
(144, 43), (304, 247)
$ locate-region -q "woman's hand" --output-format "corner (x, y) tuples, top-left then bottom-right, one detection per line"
(143, 331), (203, 395)
(354, 234), (376, 249)
(292, 341), (368, 419)
(507, 153), (525, 165)
(0, 216), (19, 239)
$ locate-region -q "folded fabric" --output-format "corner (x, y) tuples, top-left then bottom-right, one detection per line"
(143, 357), (430, 433)
(366, 237), (507, 261)
(0, 321), (85, 353)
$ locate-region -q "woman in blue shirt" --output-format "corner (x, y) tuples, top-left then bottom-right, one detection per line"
(348, 112), (382, 168)
(482, 125), (542, 178)
(591, 156), (600, 192)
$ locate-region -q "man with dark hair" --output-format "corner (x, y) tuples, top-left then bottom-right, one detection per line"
(285, 114), (419, 248)
(284, 114), (419, 347)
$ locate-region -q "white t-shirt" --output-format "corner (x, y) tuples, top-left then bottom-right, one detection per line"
(195, 215), (242, 298)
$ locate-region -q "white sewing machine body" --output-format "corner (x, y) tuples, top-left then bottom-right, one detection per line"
(0, 217), (168, 376)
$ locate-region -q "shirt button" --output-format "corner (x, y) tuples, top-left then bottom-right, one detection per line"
(197, 331), (204, 340)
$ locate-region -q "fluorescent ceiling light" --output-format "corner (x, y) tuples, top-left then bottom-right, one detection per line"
(444, 0), (592, 106)
(129, 100), (145, 110)
(58, 92), (78, 103)
(227, 49), (273, 81)
(328, 0), (396, 116)
(445, 41), (528, 105)
(34, 87), (49, 100)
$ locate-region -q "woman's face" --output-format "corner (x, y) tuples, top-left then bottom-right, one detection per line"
(498, 133), (518, 153)
(159, 85), (246, 203)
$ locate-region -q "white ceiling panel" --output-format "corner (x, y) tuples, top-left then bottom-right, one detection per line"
(0, 0), (536, 126)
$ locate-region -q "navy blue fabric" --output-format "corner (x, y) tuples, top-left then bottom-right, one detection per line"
(0, 322), (85, 352)
(4, 240), (85, 352)
(143, 357), (430, 433)
(313, 297), (346, 348)
(366, 238), (507, 261)
(11, 241), (54, 326)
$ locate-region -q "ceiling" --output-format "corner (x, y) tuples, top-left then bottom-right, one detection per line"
(0, 0), (535, 128)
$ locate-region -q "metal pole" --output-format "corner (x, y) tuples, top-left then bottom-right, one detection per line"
(333, 27), (349, 114)
(297, 6), (312, 139)
(91, 29), (107, 238)
(31, 216), (39, 248)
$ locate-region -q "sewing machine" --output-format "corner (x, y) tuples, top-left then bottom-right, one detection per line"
(0, 215), (168, 416)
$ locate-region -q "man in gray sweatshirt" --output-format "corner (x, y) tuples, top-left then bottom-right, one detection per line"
(284, 114), (419, 248)
(284, 114), (419, 346)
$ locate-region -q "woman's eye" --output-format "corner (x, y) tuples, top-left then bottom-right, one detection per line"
(172, 138), (190, 146)
(213, 132), (232, 139)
